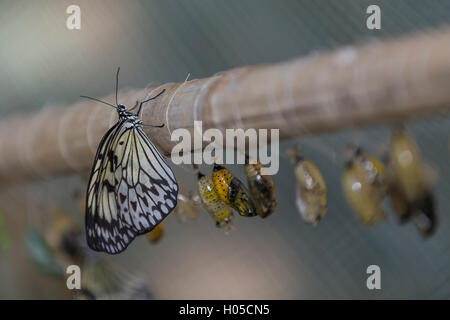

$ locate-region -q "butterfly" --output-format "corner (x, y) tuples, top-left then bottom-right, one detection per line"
(81, 68), (178, 254)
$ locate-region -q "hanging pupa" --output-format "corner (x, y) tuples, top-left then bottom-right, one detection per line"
(212, 164), (257, 217)
(388, 129), (437, 237)
(197, 172), (234, 230)
(286, 147), (327, 225)
(390, 129), (427, 202)
(342, 147), (387, 226)
(244, 157), (277, 218)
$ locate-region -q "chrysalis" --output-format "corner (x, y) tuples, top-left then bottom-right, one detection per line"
(342, 147), (387, 226)
(244, 157), (277, 218)
(212, 164), (257, 217)
(389, 129), (434, 203)
(388, 129), (437, 237)
(197, 172), (234, 230)
(286, 147), (327, 225)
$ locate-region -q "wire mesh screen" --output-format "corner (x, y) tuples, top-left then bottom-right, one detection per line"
(0, 0), (449, 299)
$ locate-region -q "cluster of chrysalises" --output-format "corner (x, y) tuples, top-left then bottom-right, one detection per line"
(341, 129), (437, 237)
(195, 161), (277, 231)
(286, 128), (437, 238)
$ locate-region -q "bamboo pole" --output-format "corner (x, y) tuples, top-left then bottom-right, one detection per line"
(1, 27), (450, 183)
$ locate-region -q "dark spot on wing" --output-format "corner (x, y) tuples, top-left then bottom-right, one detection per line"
(142, 183), (159, 196)
(107, 150), (114, 161)
(103, 180), (115, 192)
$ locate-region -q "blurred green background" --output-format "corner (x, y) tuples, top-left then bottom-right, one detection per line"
(0, 0), (449, 299)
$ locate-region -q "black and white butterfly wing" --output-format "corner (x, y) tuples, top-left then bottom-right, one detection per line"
(86, 121), (129, 254)
(115, 124), (178, 234)
(86, 121), (178, 254)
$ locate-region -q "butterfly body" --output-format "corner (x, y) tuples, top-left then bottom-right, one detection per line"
(117, 104), (141, 123)
(83, 70), (178, 254)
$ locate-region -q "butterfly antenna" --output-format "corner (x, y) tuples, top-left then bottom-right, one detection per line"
(115, 67), (120, 106)
(136, 88), (166, 116)
(129, 100), (139, 112)
(142, 88), (166, 103)
(80, 95), (116, 108)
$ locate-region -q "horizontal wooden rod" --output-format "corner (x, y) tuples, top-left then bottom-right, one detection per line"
(1, 27), (450, 183)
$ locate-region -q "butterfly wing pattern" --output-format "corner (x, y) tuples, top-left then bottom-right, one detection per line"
(86, 119), (178, 254)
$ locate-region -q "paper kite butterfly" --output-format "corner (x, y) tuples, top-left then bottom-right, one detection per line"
(81, 68), (178, 254)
